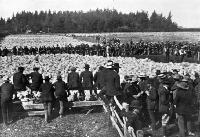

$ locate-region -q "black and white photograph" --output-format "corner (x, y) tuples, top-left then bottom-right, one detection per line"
(0, 0), (200, 136)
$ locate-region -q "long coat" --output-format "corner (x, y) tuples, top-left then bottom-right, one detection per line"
(67, 71), (80, 90)
(39, 82), (55, 102)
(0, 82), (15, 102)
(28, 71), (43, 91)
(174, 88), (192, 115)
(158, 85), (171, 114)
(13, 72), (29, 91)
(80, 70), (93, 90)
(94, 70), (105, 89)
(102, 69), (121, 96)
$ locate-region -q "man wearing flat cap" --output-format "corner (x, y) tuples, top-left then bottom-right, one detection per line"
(80, 64), (94, 100)
(0, 76), (15, 126)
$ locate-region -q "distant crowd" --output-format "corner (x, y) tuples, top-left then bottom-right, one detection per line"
(0, 39), (200, 62)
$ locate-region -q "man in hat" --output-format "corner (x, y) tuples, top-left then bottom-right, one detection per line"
(113, 63), (121, 74)
(53, 75), (67, 118)
(67, 67), (80, 93)
(99, 60), (121, 105)
(174, 81), (195, 136)
(158, 78), (172, 137)
(120, 100), (142, 134)
(0, 76), (15, 126)
(80, 64), (94, 100)
(39, 76), (55, 123)
(13, 67), (29, 92)
(146, 78), (158, 131)
(27, 67), (43, 91)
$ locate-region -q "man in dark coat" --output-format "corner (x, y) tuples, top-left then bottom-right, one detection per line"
(53, 75), (67, 117)
(100, 61), (121, 105)
(146, 78), (158, 131)
(158, 78), (172, 137)
(13, 67), (29, 91)
(27, 67), (43, 91)
(0, 76), (15, 126)
(80, 64), (93, 100)
(93, 66), (105, 90)
(67, 67), (80, 90)
(39, 76), (55, 123)
(175, 81), (195, 137)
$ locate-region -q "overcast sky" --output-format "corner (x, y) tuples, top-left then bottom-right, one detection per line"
(0, 0), (200, 28)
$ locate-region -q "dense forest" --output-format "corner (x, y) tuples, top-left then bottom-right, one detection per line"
(0, 9), (178, 33)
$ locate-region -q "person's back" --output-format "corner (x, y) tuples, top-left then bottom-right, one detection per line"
(40, 81), (54, 102)
(1, 82), (14, 101)
(29, 71), (43, 91)
(68, 71), (80, 90)
(103, 68), (121, 96)
(80, 70), (93, 90)
(13, 71), (28, 91)
(54, 80), (66, 97)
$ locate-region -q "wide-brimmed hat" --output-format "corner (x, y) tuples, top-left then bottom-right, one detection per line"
(33, 67), (40, 71)
(130, 100), (142, 109)
(84, 64), (90, 69)
(138, 72), (146, 78)
(113, 63), (121, 69)
(18, 67), (25, 71)
(106, 61), (113, 69)
(177, 82), (189, 90)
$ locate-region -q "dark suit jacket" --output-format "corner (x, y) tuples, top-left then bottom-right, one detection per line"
(80, 70), (93, 90)
(158, 85), (171, 113)
(53, 80), (67, 97)
(39, 82), (55, 102)
(146, 87), (158, 110)
(174, 88), (192, 115)
(102, 69), (121, 96)
(28, 71), (43, 91)
(13, 72), (29, 91)
(68, 71), (80, 90)
(0, 82), (15, 102)
(94, 70), (105, 89)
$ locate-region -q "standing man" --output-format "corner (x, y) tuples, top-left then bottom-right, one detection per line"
(174, 81), (195, 137)
(39, 76), (55, 123)
(53, 75), (67, 118)
(80, 64), (93, 100)
(99, 61), (121, 105)
(1, 76), (15, 126)
(158, 78), (171, 137)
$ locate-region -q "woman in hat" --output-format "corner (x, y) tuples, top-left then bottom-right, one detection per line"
(174, 81), (195, 136)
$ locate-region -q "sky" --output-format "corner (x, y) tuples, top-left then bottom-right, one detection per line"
(0, 0), (200, 28)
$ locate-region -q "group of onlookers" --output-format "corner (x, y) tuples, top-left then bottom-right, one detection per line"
(0, 60), (200, 137)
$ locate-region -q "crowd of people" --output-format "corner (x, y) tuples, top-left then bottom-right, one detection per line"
(0, 39), (200, 62)
(0, 59), (200, 137)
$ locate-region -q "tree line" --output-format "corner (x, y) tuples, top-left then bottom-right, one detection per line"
(0, 9), (178, 33)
